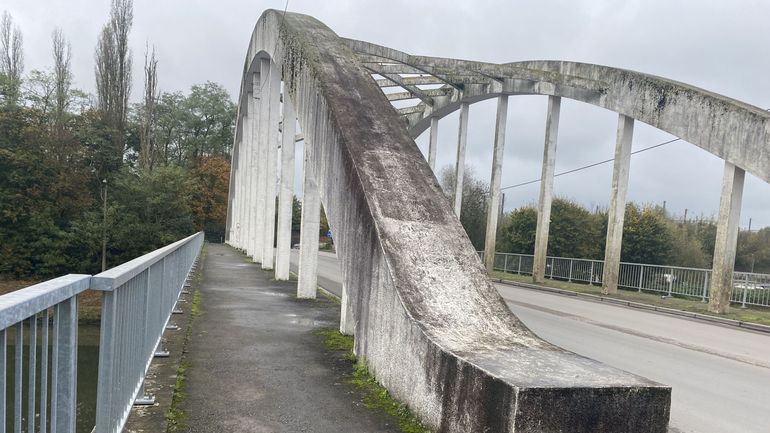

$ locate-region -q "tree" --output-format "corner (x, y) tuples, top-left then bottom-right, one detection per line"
(499, 207), (538, 254)
(52, 28), (72, 132)
(139, 44), (158, 171)
(95, 0), (133, 156)
(0, 11), (23, 106)
(189, 155), (230, 241)
(439, 166), (489, 250)
(620, 204), (672, 264)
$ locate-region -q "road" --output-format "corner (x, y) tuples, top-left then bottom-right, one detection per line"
(289, 250), (770, 433)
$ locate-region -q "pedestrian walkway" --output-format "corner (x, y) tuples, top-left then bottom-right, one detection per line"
(180, 243), (400, 432)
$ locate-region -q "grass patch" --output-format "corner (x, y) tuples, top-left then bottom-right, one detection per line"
(166, 360), (190, 431)
(492, 271), (770, 326)
(314, 328), (431, 433)
(165, 243), (207, 432)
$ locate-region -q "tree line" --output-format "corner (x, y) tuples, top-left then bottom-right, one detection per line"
(440, 166), (770, 273)
(0, 2), (234, 279)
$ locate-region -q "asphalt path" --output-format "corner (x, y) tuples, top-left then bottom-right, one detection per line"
(289, 250), (770, 433)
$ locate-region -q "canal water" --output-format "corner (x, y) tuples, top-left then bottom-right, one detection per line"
(4, 324), (100, 433)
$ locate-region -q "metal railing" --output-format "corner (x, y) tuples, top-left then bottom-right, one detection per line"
(0, 232), (203, 433)
(92, 232), (203, 433)
(0, 274), (89, 433)
(482, 251), (770, 308)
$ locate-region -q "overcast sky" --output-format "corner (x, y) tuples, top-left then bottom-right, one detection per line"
(5, 0), (770, 228)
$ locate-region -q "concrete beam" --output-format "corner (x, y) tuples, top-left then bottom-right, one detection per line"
(602, 114), (635, 295)
(297, 136), (320, 299)
(533, 96), (562, 283)
(709, 162), (745, 314)
(453, 102), (469, 217)
(261, 61), (281, 270)
(275, 92), (296, 281)
(483, 96), (509, 273)
(427, 117), (438, 170)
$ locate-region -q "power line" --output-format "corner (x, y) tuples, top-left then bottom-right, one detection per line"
(498, 108), (770, 193)
(500, 137), (681, 192)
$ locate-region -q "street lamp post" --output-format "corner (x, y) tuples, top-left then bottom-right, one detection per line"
(101, 178), (108, 272)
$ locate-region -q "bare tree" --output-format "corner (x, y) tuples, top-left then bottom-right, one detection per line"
(140, 43), (159, 171)
(0, 11), (24, 105)
(94, 0), (133, 153)
(52, 28), (72, 127)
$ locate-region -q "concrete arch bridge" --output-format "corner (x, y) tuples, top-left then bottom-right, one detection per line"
(224, 9), (770, 433)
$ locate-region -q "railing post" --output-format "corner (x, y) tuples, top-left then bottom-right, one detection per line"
(702, 271), (709, 303)
(741, 273), (749, 309)
(568, 259), (573, 282)
(52, 297), (78, 433)
(549, 257), (554, 279)
(517, 255), (522, 275)
(589, 261), (595, 285)
(667, 268), (674, 297)
(95, 291), (117, 432)
(503, 254), (509, 273)
(638, 266), (644, 292)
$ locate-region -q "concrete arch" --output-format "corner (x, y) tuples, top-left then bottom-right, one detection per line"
(346, 39), (770, 184)
(228, 9), (670, 433)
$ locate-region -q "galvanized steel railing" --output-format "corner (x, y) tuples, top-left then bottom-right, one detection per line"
(483, 251), (770, 308)
(0, 274), (88, 433)
(92, 232), (203, 433)
(0, 232), (203, 433)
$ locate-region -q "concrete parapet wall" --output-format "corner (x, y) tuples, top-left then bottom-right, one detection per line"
(239, 10), (670, 432)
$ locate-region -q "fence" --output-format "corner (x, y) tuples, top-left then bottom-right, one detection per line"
(0, 232), (203, 433)
(482, 251), (770, 308)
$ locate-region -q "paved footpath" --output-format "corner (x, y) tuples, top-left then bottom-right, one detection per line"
(180, 244), (400, 433)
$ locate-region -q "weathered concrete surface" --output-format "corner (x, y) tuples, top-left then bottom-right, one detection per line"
(180, 243), (403, 433)
(532, 95), (561, 283)
(602, 114), (634, 295)
(233, 10), (671, 433)
(709, 162), (745, 313)
(347, 39), (770, 187)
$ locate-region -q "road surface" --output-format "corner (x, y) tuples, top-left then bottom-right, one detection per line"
(289, 250), (770, 433)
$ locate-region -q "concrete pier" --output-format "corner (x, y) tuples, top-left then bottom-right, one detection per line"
(428, 117), (438, 170)
(709, 162), (745, 313)
(533, 96), (561, 283)
(261, 61), (281, 270)
(254, 61), (270, 263)
(275, 93), (296, 281)
(483, 96), (509, 273)
(602, 114), (634, 295)
(297, 134), (320, 299)
(453, 102), (469, 216)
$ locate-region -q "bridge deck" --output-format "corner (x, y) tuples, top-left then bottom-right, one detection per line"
(180, 243), (400, 432)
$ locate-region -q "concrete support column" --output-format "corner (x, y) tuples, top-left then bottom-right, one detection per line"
(297, 138), (320, 299)
(228, 134), (240, 246)
(261, 62), (281, 270)
(453, 102), (470, 217)
(238, 107), (252, 251)
(428, 117), (439, 170)
(483, 96), (509, 273)
(275, 91), (296, 280)
(602, 114), (634, 295)
(253, 60), (271, 263)
(533, 96), (562, 283)
(339, 280), (356, 335)
(224, 133), (238, 243)
(246, 82), (259, 258)
(709, 161), (745, 313)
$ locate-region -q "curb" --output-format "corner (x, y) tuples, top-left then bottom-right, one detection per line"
(493, 277), (770, 334)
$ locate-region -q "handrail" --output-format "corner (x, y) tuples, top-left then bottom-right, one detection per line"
(93, 231), (203, 433)
(0, 275), (89, 433)
(0, 232), (204, 433)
